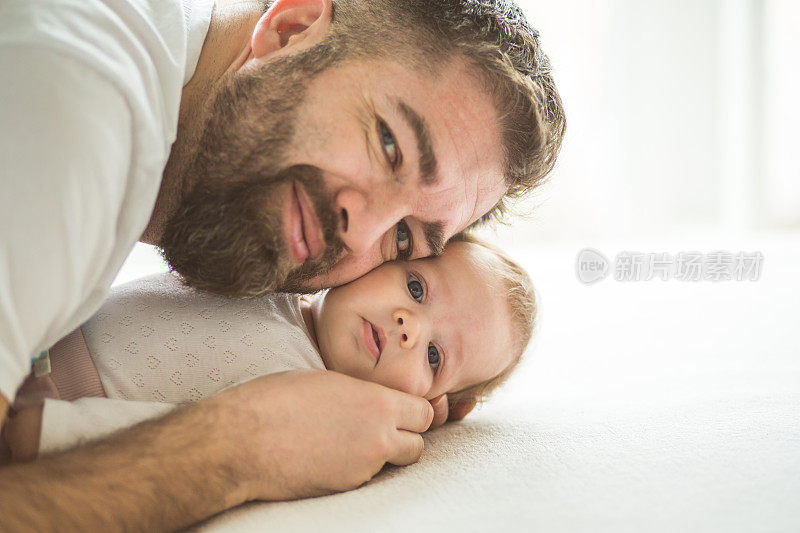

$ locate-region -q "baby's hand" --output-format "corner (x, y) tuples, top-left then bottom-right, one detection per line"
(428, 395), (477, 429)
(3, 404), (43, 461)
(449, 399), (477, 421)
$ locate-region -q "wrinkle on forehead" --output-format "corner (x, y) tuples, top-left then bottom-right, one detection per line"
(427, 73), (503, 232)
(465, 175), (482, 229)
(437, 169), (503, 236)
(418, 142), (478, 236)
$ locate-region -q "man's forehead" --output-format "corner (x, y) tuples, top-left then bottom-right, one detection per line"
(411, 172), (505, 257)
(412, 175), (504, 256)
(389, 62), (505, 245)
(298, 57), (505, 260)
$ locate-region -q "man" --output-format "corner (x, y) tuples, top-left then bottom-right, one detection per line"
(0, 0), (564, 529)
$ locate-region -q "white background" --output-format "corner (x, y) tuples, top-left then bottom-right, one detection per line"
(474, 0), (800, 247)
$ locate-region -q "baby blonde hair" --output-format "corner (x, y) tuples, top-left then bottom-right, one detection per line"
(445, 232), (537, 408)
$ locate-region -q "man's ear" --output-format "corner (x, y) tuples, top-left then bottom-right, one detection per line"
(251, 0), (333, 59)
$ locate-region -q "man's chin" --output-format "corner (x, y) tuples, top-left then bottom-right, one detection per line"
(286, 269), (348, 293)
(275, 250), (349, 293)
(161, 238), (340, 296)
(276, 264), (337, 294)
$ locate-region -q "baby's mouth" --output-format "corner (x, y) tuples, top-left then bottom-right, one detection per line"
(371, 322), (385, 356)
(361, 317), (385, 363)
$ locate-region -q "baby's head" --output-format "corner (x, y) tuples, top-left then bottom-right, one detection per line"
(309, 233), (536, 408)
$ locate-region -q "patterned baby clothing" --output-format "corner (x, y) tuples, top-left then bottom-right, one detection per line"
(83, 271), (326, 402)
(33, 272), (326, 455)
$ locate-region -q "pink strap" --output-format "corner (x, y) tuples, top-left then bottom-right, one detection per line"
(47, 327), (106, 401)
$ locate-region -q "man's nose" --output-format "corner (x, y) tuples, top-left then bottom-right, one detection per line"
(334, 187), (404, 256)
(392, 309), (421, 349)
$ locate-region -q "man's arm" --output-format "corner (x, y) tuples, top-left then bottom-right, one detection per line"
(0, 370), (433, 531)
(0, 390), (248, 531)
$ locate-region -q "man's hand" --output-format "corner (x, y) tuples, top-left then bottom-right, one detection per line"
(215, 369), (434, 501)
(0, 369), (434, 530)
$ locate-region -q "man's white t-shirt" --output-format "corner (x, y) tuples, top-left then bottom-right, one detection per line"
(0, 0), (214, 402)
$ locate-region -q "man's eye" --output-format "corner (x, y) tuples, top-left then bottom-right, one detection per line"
(396, 220), (412, 259)
(407, 275), (424, 302)
(427, 343), (440, 371)
(379, 121), (399, 167)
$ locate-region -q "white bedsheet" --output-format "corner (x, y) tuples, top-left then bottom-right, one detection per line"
(189, 232), (800, 532)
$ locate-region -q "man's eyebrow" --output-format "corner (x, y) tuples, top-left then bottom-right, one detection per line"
(396, 100), (438, 185)
(422, 221), (445, 256)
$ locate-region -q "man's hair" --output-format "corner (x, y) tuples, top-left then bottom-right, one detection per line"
(325, 0), (566, 225)
(445, 232), (537, 407)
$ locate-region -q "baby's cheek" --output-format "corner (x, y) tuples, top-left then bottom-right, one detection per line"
(372, 367), (429, 398)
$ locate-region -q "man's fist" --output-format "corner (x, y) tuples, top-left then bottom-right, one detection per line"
(208, 370), (434, 501)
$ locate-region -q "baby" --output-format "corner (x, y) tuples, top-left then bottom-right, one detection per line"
(2, 235), (536, 460)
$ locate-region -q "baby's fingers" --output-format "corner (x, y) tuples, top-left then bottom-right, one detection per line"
(428, 394), (449, 430)
(448, 400), (477, 422)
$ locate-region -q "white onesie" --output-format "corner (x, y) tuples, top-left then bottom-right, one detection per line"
(29, 272), (325, 453)
(83, 271), (324, 403)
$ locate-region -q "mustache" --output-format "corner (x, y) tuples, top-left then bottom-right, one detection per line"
(160, 164), (345, 297)
(276, 164), (347, 286)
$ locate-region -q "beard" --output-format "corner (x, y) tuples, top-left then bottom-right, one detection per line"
(160, 41), (347, 297)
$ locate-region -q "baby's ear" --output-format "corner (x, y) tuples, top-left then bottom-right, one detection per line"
(448, 399), (477, 421)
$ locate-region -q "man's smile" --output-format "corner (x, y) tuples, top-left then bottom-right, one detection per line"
(288, 181), (325, 264)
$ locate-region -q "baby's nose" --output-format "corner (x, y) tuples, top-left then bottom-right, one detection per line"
(392, 309), (420, 349)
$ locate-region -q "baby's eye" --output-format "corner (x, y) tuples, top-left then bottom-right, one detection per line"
(396, 220), (412, 259)
(427, 343), (440, 371)
(407, 275), (424, 302)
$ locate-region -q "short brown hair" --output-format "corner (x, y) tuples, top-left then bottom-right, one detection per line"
(325, 0), (567, 225)
(445, 232), (537, 407)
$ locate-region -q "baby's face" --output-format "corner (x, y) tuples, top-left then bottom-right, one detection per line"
(311, 242), (514, 400)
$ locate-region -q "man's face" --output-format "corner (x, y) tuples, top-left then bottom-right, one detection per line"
(161, 43), (506, 296)
(312, 241), (515, 400)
